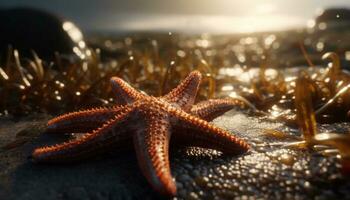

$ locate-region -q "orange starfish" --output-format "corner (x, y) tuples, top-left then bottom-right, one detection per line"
(32, 71), (250, 196)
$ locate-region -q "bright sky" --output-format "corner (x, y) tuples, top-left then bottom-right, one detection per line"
(1, 0), (350, 33)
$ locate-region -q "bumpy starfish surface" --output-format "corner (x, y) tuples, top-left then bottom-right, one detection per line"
(32, 71), (250, 196)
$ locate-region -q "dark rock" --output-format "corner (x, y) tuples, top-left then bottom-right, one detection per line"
(0, 7), (89, 60)
(314, 8), (350, 32)
(315, 8), (350, 24)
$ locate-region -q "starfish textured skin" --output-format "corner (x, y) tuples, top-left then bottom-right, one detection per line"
(32, 71), (250, 196)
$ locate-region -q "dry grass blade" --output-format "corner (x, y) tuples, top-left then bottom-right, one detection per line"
(203, 73), (216, 98)
(322, 52), (341, 94)
(259, 56), (269, 86)
(31, 51), (45, 81)
(313, 133), (350, 157)
(228, 92), (260, 113)
(197, 59), (216, 98)
(316, 83), (350, 115)
(13, 50), (31, 87)
(160, 61), (175, 96)
(263, 129), (300, 140)
(312, 133), (350, 175)
(294, 71), (317, 142)
(0, 67), (9, 81)
(299, 41), (315, 68)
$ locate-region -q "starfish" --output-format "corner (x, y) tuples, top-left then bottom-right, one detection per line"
(32, 71), (250, 196)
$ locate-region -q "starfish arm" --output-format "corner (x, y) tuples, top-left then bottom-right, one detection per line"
(169, 109), (250, 154)
(163, 70), (202, 112)
(46, 106), (125, 134)
(190, 99), (246, 121)
(133, 113), (176, 196)
(32, 107), (135, 163)
(110, 77), (146, 105)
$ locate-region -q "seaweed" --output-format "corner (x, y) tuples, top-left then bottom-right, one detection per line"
(2, 33), (350, 173)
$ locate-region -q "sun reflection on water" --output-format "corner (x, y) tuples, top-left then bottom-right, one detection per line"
(118, 14), (305, 34)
